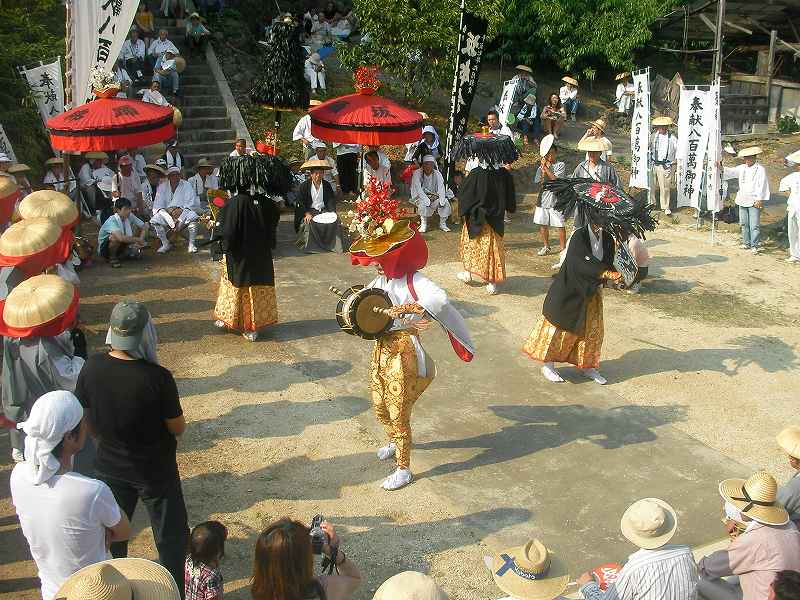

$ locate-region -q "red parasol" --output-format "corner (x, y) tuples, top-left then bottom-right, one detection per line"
(47, 89), (176, 152)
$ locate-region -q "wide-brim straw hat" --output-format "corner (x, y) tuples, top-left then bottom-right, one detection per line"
(0, 176), (18, 199)
(373, 571), (448, 600)
(491, 539), (570, 600)
(7, 163), (30, 174)
(84, 151), (109, 160)
(737, 146), (762, 158)
(19, 190), (79, 228)
(719, 471), (788, 526)
(55, 558), (180, 600)
(777, 426), (800, 459)
(144, 164), (166, 175)
(3, 274), (74, 329)
(615, 72), (630, 81)
(587, 118), (607, 133)
(786, 150), (800, 165)
(539, 134), (556, 157)
(620, 498), (678, 549)
(175, 56), (186, 73)
(45, 157), (64, 166)
(0, 218), (61, 257)
(300, 158), (332, 171)
(562, 76), (578, 86)
(652, 116), (674, 127)
(516, 65), (533, 74)
(195, 158), (214, 168)
(577, 136), (609, 152)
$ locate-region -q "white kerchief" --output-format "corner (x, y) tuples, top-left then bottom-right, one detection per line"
(114, 213), (133, 237)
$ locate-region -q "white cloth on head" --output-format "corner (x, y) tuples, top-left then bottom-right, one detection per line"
(17, 391), (83, 485)
(153, 179), (199, 213)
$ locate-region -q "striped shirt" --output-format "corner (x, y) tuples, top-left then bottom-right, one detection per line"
(581, 545), (698, 600)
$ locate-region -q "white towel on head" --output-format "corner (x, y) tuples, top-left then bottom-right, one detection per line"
(17, 390), (83, 485)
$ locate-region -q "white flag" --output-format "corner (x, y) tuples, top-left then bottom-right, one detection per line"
(629, 69), (650, 189)
(676, 88), (711, 209)
(705, 82), (723, 213)
(497, 79), (517, 126)
(0, 125), (16, 162)
(20, 59), (65, 126)
(71, 0), (139, 106)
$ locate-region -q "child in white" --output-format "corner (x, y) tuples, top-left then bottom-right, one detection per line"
(779, 150), (800, 263)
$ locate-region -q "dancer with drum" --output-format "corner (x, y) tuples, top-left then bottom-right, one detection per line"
(333, 180), (474, 490)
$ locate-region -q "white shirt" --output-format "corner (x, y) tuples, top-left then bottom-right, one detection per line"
(111, 171), (142, 200)
(723, 163), (770, 207)
(43, 168), (77, 193)
(132, 153), (146, 179)
(120, 38), (146, 61)
(317, 155), (338, 190)
(363, 161), (392, 189)
(333, 143), (361, 156)
(187, 172), (219, 200)
(163, 150), (183, 170)
(559, 84), (578, 102)
(410, 168), (446, 207)
(78, 164), (114, 188)
(588, 225), (603, 260)
(148, 38), (179, 57)
(615, 82), (635, 112)
(310, 180), (325, 212)
(780, 171), (800, 214)
(113, 68), (132, 96)
(10, 469), (122, 600)
(153, 179), (199, 213)
(292, 114), (319, 146)
(142, 89), (170, 106)
(489, 124), (514, 138)
(650, 132), (677, 166)
(534, 161), (566, 209)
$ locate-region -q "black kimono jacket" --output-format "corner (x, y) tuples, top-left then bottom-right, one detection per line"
(542, 226), (615, 333)
(294, 179), (336, 232)
(219, 193), (280, 287)
(458, 166), (516, 238)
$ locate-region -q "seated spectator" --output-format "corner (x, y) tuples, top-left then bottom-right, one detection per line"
(625, 234), (650, 294)
(410, 154), (450, 233)
(771, 571), (800, 600)
(154, 49), (180, 96)
(305, 52), (326, 96)
(151, 166), (204, 253)
(164, 140), (184, 170)
(121, 28), (147, 80)
(141, 163), (166, 214)
(96, 175), (116, 224)
(10, 391), (131, 600)
(322, 1), (339, 22)
(135, 3), (156, 47)
(776, 426), (800, 526)
(55, 558), (180, 600)
(185, 12), (211, 56)
(7, 162), (32, 198)
(312, 141), (339, 192)
(111, 155), (144, 215)
(559, 76), (579, 121)
(188, 158), (219, 205)
(251, 518), (361, 600)
(295, 158), (348, 253)
(141, 79), (171, 106)
(97, 197), (150, 268)
(147, 29), (179, 74)
(42, 157), (76, 194)
(78, 152), (113, 212)
(541, 92), (567, 139)
(185, 521), (227, 600)
(615, 72), (635, 115)
(577, 498), (697, 600)
(373, 572), (448, 600)
(698, 471), (800, 600)
(404, 125), (441, 163)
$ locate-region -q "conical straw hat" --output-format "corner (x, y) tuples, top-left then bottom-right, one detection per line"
(19, 190), (79, 227)
(0, 218), (61, 257)
(55, 558), (180, 600)
(777, 426), (800, 459)
(3, 274), (74, 329)
(719, 471), (788, 525)
(491, 539), (570, 600)
(737, 146), (762, 158)
(0, 176), (19, 200)
(577, 136), (609, 152)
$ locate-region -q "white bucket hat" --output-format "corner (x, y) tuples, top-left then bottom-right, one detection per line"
(373, 572), (448, 600)
(620, 498), (678, 549)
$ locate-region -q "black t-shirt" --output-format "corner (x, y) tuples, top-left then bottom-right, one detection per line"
(75, 353), (183, 485)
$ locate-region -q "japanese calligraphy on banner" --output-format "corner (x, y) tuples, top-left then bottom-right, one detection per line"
(629, 69), (650, 189)
(0, 125), (16, 162)
(676, 87), (711, 209)
(71, 0), (139, 106)
(20, 59), (65, 126)
(705, 81), (723, 213)
(496, 80), (517, 128)
(444, 6), (488, 182)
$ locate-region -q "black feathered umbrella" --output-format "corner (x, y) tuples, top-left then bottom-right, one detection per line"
(219, 155), (292, 197)
(453, 132), (520, 165)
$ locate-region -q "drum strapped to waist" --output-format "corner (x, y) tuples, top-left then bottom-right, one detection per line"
(329, 285), (393, 340)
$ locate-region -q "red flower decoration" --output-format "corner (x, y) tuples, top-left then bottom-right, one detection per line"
(589, 183), (622, 204)
(354, 66), (381, 95)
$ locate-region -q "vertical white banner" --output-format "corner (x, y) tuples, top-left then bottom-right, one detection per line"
(705, 81), (723, 213)
(629, 69), (650, 189)
(676, 87), (711, 209)
(20, 59), (65, 126)
(497, 79), (517, 126)
(0, 125), (17, 162)
(71, 0), (139, 106)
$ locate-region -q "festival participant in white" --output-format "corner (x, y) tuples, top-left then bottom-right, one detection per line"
(362, 150), (392, 191)
(42, 158), (76, 194)
(152, 166), (204, 254)
(410, 155), (450, 233)
(304, 52), (326, 95)
(188, 158), (220, 203)
(111, 155), (144, 214)
(533, 135), (566, 255)
(723, 146), (770, 254)
(163, 140), (184, 170)
(141, 163), (165, 213)
(292, 102), (322, 159)
(615, 72), (635, 114)
(559, 76), (579, 121)
(649, 116), (677, 215)
(77, 152), (112, 211)
(778, 150), (800, 263)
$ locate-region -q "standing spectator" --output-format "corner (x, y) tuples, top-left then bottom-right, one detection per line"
(292, 103), (322, 159)
(111, 155), (144, 214)
(10, 391), (131, 600)
(541, 93), (567, 139)
(305, 52), (326, 96)
(75, 299), (189, 595)
(579, 119), (612, 162)
(577, 498), (697, 600)
(142, 79), (171, 106)
(776, 426), (800, 526)
(121, 28), (147, 80)
(185, 521), (227, 600)
(135, 3), (156, 47)
(534, 135), (566, 256)
(723, 147), (770, 254)
(559, 76), (579, 121)
(185, 13), (211, 56)
(650, 117), (677, 215)
(334, 142), (361, 195)
(778, 150), (800, 263)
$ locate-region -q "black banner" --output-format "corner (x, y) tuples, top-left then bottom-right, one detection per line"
(444, 7), (488, 184)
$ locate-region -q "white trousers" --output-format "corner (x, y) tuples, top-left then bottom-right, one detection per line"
(151, 209), (199, 245)
(789, 210), (800, 259)
(649, 165), (672, 210)
(414, 198), (452, 220)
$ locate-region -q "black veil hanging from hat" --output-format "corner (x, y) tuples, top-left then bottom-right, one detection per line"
(218, 154), (292, 197)
(453, 132), (520, 165)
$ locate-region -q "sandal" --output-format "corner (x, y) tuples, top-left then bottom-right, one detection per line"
(110, 259), (121, 268)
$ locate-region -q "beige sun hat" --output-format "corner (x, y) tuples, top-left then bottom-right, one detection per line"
(19, 190), (79, 228)
(0, 177), (18, 198)
(54, 558), (180, 600)
(0, 218), (61, 258)
(45, 157), (64, 167)
(300, 158), (332, 171)
(562, 76), (578, 86)
(540, 134), (556, 158)
(737, 146), (762, 158)
(777, 426), (800, 459)
(195, 157), (214, 168)
(587, 118), (607, 133)
(7, 163), (31, 174)
(577, 136), (609, 152)
(491, 539), (570, 600)
(719, 471), (788, 526)
(516, 65), (534, 74)
(309, 99), (323, 107)
(785, 150), (800, 165)
(615, 72), (630, 81)
(620, 498), (678, 549)
(144, 164), (166, 176)
(373, 571), (448, 600)
(652, 116), (674, 127)
(3, 274), (73, 329)
(84, 151), (109, 160)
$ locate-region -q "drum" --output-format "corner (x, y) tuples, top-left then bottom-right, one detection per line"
(331, 285), (393, 340)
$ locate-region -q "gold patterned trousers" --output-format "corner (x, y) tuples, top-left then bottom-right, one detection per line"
(370, 331), (434, 469)
(459, 223), (506, 283)
(522, 291), (604, 369)
(213, 256), (278, 333)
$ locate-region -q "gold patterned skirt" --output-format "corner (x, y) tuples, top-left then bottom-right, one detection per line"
(522, 291), (604, 369)
(459, 223), (506, 283)
(213, 257), (278, 333)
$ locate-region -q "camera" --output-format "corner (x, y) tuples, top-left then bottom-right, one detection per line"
(310, 514), (328, 555)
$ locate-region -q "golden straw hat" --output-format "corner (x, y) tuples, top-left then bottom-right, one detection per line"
(737, 146), (763, 158)
(777, 426), (800, 459)
(373, 571), (448, 600)
(55, 558), (180, 600)
(615, 72), (630, 81)
(0, 177), (18, 199)
(719, 471), (788, 526)
(172, 107), (182, 128)
(491, 539), (570, 600)
(45, 157), (64, 166)
(350, 218), (416, 257)
(620, 498), (678, 549)
(577, 136), (609, 152)
(19, 190), (79, 227)
(4, 274), (73, 329)
(588, 118), (607, 133)
(516, 65), (534, 74)
(562, 76), (578, 86)
(7, 163), (30, 174)
(652, 116), (674, 127)
(300, 158), (333, 171)
(0, 218), (61, 257)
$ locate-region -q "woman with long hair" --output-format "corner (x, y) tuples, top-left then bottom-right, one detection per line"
(251, 518), (361, 600)
(541, 93), (566, 138)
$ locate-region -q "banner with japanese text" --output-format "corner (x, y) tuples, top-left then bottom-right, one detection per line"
(496, 79), (517, 129)
(676, 87), (711, 209)
(0, 125), (16, 162)
(629, 69), (650, 189)
(20, 59), (64, 127)
(71, 0), (139, 106)
(705, 81), (723, 213)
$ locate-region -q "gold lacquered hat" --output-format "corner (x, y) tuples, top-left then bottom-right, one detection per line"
(350, 218), (415, 257)
(19, 190), (79, 227)
(0, 218), (61, 257)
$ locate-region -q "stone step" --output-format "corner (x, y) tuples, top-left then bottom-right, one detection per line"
(184, 151), (231, 168)
(181, 139), (236, 154)
(183, 105), (228, 118)
(180, 128), (235, 142)
(183, 116), (233, 130)
(182, 94), (224, 107)
(180, 83), (219, 94)
(181, 74), (216, 85)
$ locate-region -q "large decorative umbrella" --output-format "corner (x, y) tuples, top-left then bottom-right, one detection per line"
(310, 68), (423, 146)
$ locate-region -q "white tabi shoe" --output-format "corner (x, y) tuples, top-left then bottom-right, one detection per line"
(551, 261), (562, 271)
(541, 363), (564, 383)
(377, 442), (397, 461)
(187, 243), (198, 253)
(456, 270), (472, 283)
(580, 368), (607, 385)
(419, 218), (428, 233)
(213, 320), (226, 329)
(381, 467), (413, 490)
(243, 331), (258, 342)
(486, 283), (498, 295)
(664, 209), (672, 215)
(537, 246), (550, 256)
(739, 243), (750, 250)
(11, 448), (24, 463)
(627, 282), (641, 294)
(751, 247), (760, 255)
(439, 222), (451, 232)
(157, 242), (172, 254)
(787, 256), (800, 263)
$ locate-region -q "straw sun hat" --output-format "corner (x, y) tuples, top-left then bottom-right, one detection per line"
(373, 571), (448, 600)
(719, 471), (788, 526)
(588, 118), (607, 133)
(615, 72), (630, 81)
(577, 136), (609, 152)
(737, 146), (763, 159)
(777, 426), (800, 459)
(0, 218), (61, 258)
(491, 539), (570, 600)
(7, 163), (30, 174)
(652, 116), (674, 127)
(620, 498), (678, 549)
(516, 65), (534, 74)
(300, 158), (332, 171)
(562, 76), (578, 86)
(3, 274), (73, 330)
(84, 151), (109, 160)
(55, 558), (180, 600)
(45, 157), (64, 167)
(20, 190), (79, 228)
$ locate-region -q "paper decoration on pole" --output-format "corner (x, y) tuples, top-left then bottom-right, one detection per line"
(705, 80), (723, 213)
(0, 125), (16, 162)
(496, 80), (517, 128)
(443, 4), (488, 184)
(70, 0), (139, 106)
(629, 68), (650, 189)
(676, 87), (711, 209)
(19, 59), (65, 126)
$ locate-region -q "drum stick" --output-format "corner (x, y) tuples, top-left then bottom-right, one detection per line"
(329, 286), (344, 298)
(373, 307), (415, 318)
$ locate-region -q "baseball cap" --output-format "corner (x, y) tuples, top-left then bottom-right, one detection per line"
(107, 300), (150, 351)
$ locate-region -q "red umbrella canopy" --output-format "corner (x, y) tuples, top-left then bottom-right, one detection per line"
(309, 91), (423, 146)
(47, 95), (176, 152)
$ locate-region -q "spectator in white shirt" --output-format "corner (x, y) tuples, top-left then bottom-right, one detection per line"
(615, 72), (635, 115)
(163, 140), (184, 170)
(113, 61), (133, 98)
(229, 138), (251, 157)
(187, 158), (219, 204)
(147, 30), (179, 72)
(305, 52), (326, 95)
(111, 155), (144, 214)
(141, 79), (171, 106)
(779, 150), (800, 263)
(141, 164), (165, 213)
(723, 146), (770, 254)
(154, 50), (179, 96)
(120, 28), (147, 80)
(486, 109), (513, 137)
(10, 391), (131, 600)
(649, 117), (678, 214)
(292, 106), (321, 159)
(559, 76), (579, 121)
(42, 158), (76, 194)
(124, 148), (147, 180)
